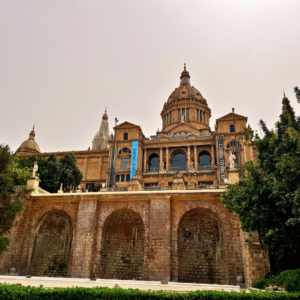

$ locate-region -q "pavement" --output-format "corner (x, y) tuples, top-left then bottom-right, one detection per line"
(0, 276), (241, 292)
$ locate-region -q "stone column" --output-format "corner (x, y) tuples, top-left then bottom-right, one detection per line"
(187, 146), (191, 170)
(144, 149), (147, 172)
(160, 148), (163, 171)
(166, 147), (169, 171)
(99, 156), (103, 179)
(148, 196), (171, 281)
(70, 198), (97, 278)
(211, 144), (215, 169)
(83, 157), (88, 180)
(194, 145), (198, 170)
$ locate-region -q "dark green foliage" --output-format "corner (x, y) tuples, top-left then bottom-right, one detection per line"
(294, 87), (300, 103)
(255, 269), (300, 292)
(0, 284), (299, 300)
(20, 153), (83, 193)
(0, 145), (28, 252)
(221, 95), (300, 271)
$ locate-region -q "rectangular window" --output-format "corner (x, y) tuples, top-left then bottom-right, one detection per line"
(186, 108), (189, 121)
(116, 175), (120, 182)
(178, 109), (181, 121)
(168, 113), (170, 125)
(126, 174), (130, 181)
(123, 148), (127, 153)
(200, 110), (203, 122)
(203, 111), (205, 123)
(197, 109), (199, 121)
(121, 158), (128, 169)
(170, 111), (172, 124)
(121, 175), (125, 182)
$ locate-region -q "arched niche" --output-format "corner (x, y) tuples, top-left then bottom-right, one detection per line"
(178, 208), (228, 284)
(99, 208), (145, 280)
(29, 210), (73, 277)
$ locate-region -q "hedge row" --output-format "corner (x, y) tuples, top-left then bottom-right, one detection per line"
(255, 270), (300, 292)
(0, 284), (300, 300)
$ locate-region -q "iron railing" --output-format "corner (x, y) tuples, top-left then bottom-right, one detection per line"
(199, 165), (212, 170)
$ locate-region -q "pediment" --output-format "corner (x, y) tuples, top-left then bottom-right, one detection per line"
(167, 123), (203, 134)
(216, 113), (247, 122)
(115, 121), (140, 129)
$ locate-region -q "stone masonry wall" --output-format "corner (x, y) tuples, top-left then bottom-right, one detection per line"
(171, 199), (244, 284)
(148, 196), (171, 281)
(29, 210), (73, 276)
(92, 199), (150, 280)
(178, 208), (228, 284)
(99, 208), (145, 280)
(0, 192), (270, 286)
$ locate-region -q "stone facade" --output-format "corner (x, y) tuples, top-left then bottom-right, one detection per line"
(8, 66), (269, 287)
(0, 189), (269, 287)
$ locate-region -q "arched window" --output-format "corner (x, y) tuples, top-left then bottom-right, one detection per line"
(198, 151), (211, 170)
(172, 153), (187, 171)
(226, 141), (242, 149)
(124, 132), (128, 140)
(118, 148), (131, 155)
(149, 154), (159, 172)
(230, 124), (235, 133)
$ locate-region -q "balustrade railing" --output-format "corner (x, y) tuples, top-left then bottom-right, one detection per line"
(106, 187), (128, 192)
(186, 185), (220, 190)
(144, 186), (173, 191)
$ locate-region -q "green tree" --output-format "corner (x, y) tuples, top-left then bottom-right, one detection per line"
(0, 145), (29, 251)
(59, 153), (83, 191)
(222, 95), (300, 271)
(20, 152), (83, 193)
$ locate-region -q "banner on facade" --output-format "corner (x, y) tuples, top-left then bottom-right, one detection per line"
(217, 135), (226, 184)
(130, 141), (138, 179)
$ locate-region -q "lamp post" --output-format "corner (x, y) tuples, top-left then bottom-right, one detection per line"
(110, 117), (118, 187)
(232, 108), (239, 168)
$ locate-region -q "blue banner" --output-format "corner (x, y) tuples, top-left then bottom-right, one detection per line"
(130, 141), (138, 179)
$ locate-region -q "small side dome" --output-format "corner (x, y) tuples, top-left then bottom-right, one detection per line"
(17, 126), (41, 154)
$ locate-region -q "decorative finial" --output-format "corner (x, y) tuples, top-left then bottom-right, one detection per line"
(105, 107), (107, 113)
(33, 123), (35, 130)
(184, 63), (186, 71)
(283, 89), (286, 97)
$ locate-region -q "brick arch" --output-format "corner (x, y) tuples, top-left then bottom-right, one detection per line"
(171, 201), (238, 283)
(29, 209), (73, 277)
(99, 208), (145, 280)
(177, 207), (228, 284)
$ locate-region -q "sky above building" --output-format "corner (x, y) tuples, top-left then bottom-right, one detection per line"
(1, 0), (300, 152)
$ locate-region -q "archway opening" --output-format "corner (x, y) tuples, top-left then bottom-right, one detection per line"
(172, 153), (186, 171)
(178, 208), (227, 284)
(199, 151), (211, 170)
(149, 154), (159, 172)
(29, 210), (73, 277)
(100, 209), (145, 280)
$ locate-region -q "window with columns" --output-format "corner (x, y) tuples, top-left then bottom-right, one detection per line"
(149, 154), (160, 172)
(172, 153), (187, 171)
(198, 151), (211, 170)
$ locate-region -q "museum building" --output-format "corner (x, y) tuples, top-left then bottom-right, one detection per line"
(0, 66), (270, 287)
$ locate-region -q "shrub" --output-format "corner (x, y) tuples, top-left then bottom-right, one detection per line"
(254, 269), (300, 292)
(0, 284), (299, 300)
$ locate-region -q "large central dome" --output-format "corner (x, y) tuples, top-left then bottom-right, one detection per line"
(161, 65), (211, 133)
(165, 65), (207, 107)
